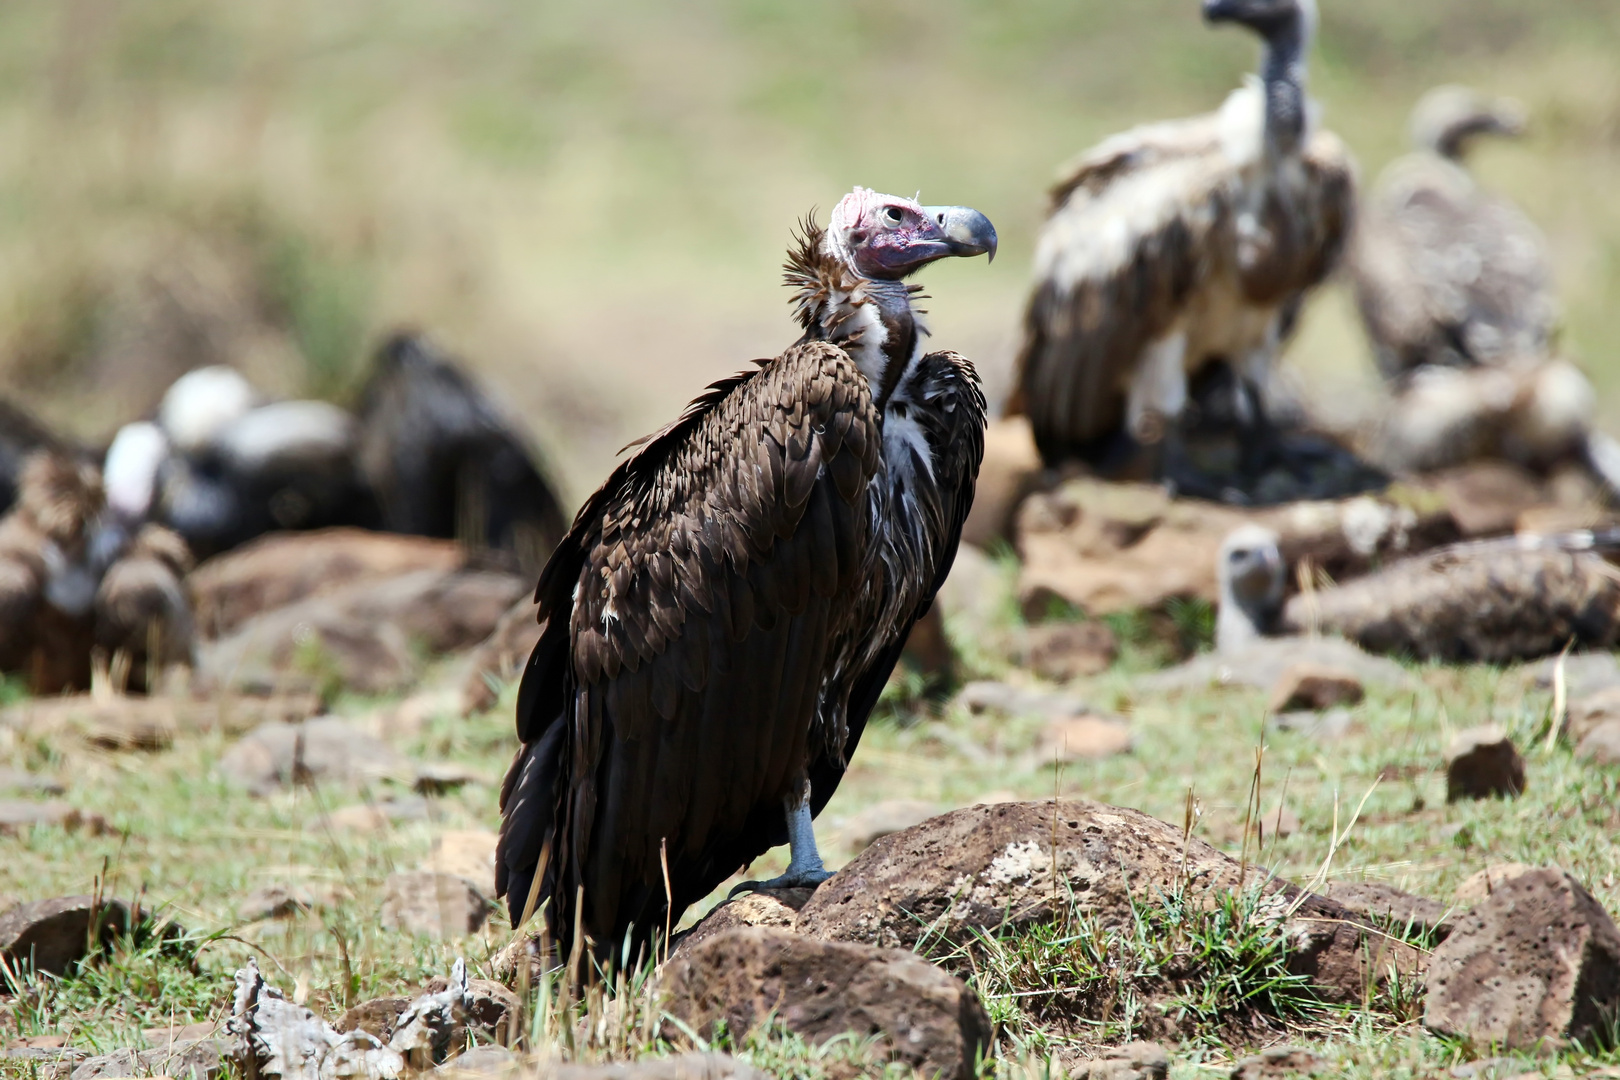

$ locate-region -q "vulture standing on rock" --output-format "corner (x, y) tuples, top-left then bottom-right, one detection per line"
(497, 188), (995, 967)
(1348, 87), (1614, 484)
(1009, 0), (1356, 502)
(355, 334), (568, 578)
(1219, 523), (1620, 663)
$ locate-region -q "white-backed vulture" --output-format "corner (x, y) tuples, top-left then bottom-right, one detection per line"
(496, 188), (995, 967)
(1219, 523), (1620, 664)
(354, 334), (568, 579)
(1010, 0), (1354, 500)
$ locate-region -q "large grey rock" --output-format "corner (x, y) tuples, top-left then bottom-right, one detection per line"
(217, 717), (411, 795)
(659, 927), (991, 1080)
(1424, 867), (1620, 1050)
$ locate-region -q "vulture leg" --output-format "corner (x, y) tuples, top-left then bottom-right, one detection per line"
(727, 792), (834, 896)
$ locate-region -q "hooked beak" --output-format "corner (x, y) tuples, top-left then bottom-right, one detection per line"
(1202, 0), (1242, 23)
(1488, 99), (1529, 138)
(921, 205), (998, 264)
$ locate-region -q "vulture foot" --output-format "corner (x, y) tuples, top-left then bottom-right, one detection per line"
(727, 797), (835, 897)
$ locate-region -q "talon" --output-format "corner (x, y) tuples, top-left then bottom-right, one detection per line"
(727, 867), (835, 899)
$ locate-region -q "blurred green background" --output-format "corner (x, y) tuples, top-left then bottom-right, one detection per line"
(0, 0), (1615, 503)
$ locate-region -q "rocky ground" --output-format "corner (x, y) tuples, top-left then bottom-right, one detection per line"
(6, 495), (1620, 1077)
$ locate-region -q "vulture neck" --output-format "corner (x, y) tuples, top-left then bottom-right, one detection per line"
(786, 226), (926, 410)
(1258, 23), (1308, 159)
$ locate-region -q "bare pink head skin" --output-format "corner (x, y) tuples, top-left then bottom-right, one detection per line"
(825, 187), (997, 281)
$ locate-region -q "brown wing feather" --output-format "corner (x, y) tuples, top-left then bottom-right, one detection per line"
(498, 341), (883, 962)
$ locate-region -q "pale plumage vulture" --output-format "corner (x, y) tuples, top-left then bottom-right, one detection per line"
(0, 452), (106, 692)
(1009, 0), (1355, 501)
(354, 334), (568, 578)
(1348, 88), (1611, 482)
(1220, 523), (1620, 664)
(497, 188), (995, 966)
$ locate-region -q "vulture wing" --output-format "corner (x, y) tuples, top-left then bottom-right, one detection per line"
(1351, 156), (1555, 380)
(499, 341), (884, 960)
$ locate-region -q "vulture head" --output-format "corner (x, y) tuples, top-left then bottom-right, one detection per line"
(1202, 0), (1316, 45)
(826, 188), (997, 281)
(1410, 85), (1528, 161)
(1215, 523), (1285, 654)
(159, 366), (258, 455)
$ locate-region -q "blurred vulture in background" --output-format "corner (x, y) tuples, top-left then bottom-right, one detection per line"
(93, 524), (196, 693)
(1350, 87), (1620, 488)
(1220, 523), (1620, 663)
(355, 334), (567, 578)
(0, 398), (77, 517)
(1010, 0), (1358, 503)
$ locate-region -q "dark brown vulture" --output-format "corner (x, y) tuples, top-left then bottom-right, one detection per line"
(0, 452), (105, 692)
(497, 188), (995, 967)
(354, 334), (568, 578)
(1219, 522), (1620, 664)
(1348, 88), (1612, 483)
(94, 524), (196, 692)
(1009, 0), (1355, 501)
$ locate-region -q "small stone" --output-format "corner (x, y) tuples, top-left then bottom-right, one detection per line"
(0, 800), (110, 837)
(838, 800), (939, 852)
(414, 763), (490, 795)
(423, 830), (500, 896)
(1323, 881), (1454, 940)
(238, 884), (325, 922)
(1067, 1040), (1169, 1080)
(0, 897), (147, 980)
(1424, 867), (1620, 1050)
(956, 680), (1088, 719)
(1229, 1045), (1328, 1080)
(1445, 726), (1526, 802)
(659, 927), (991, 1080)
(960, 417), (1043, 549)
(71, 1040), (225, 1080)
(380, 872), (491, 939)
(1454, 863), (1541, 906)
(1023, 620), (1118, 681)
(671, 889), (814, 960)
(1268, 663), (1364, 713)
(1262, 803), (1301, 841)
(1038, 714), (1134, 762)
(216, 717), (412, 796)
(1577, 719), (1620, 766)
(336, 995), (413, 1040)
(0, 767), (65, 796)
(322, 797), (430, 834)
(1565, 685), (1620, 744)
(1268, 707), (1355, 741)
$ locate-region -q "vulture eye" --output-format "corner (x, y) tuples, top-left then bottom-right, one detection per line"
(880, 206), (904, 227)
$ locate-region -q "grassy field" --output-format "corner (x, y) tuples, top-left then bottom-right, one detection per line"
(0, 1), (1615, 498)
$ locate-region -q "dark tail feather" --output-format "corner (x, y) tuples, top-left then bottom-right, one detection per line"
(497, 717), (569, 931)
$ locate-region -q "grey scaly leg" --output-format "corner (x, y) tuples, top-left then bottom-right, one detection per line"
(728, 792), (835, 897)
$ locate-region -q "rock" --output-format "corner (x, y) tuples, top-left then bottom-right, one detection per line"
(1454, 864), (1541, 906)
(70, 1040), (224, 1080)
(423, 830), (500, 896)
(380, 872), (492, 939)
(197, 568), (527, 697)
(431, 1045), (520, 1078)
(1267, 707), (1355, 742)
(935, 544), (1011, 647)
(1445, 726), (1526, 802)
(659, 927), (991, 1080)
(539, 1055), (767, 1080)
(1022, 620), (1118, 681)
(365, 687), (463, 742)
(189, 529), (466, 639)
(141, 1020), (223, 1048)
(1263, 803), (1301, 841)
(1323, 881), (1454, 940)
(1577, 720), (1620, 766)
(0, 800), (110, 837)
(1139, 637), (1413, 696)
(338, 996), (414, 1040)
(1, 692), (304, 746)
(415, 975), (519, 1047)
(0, 766), (64, 796)
(414, 763), (490, 794)
(458, 597), (541, 716)
(1037, 714), (1134, 762)
(323, 798), (431, 834)
(1229, 1046), (1327, 1079)
(239, 884), (319, 922)
(1066, 1041), (1169, 1080)
(217, 717), (412, 796)
(899, 604), (954, 685)
(961, 417), (1044, 549)
(1267, 663), (1364, 713)
(838, 800), (940, 853)
(0, 896), (153, 980)
(1429, 461), (1546, 539)
(794, 800), (1416, 1004)
(230, 958), (407, 1080)
(1424, 868), (1620, 1050)
(670, 889), (813, 960)
(1539, 653), (1620, 700)
(956, 680), (1088, 719)
(1567, 686), (1620, 744)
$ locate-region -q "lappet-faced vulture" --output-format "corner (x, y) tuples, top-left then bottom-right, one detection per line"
(1009, 0), (1355, 500)
(497, 188), (996, 967)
